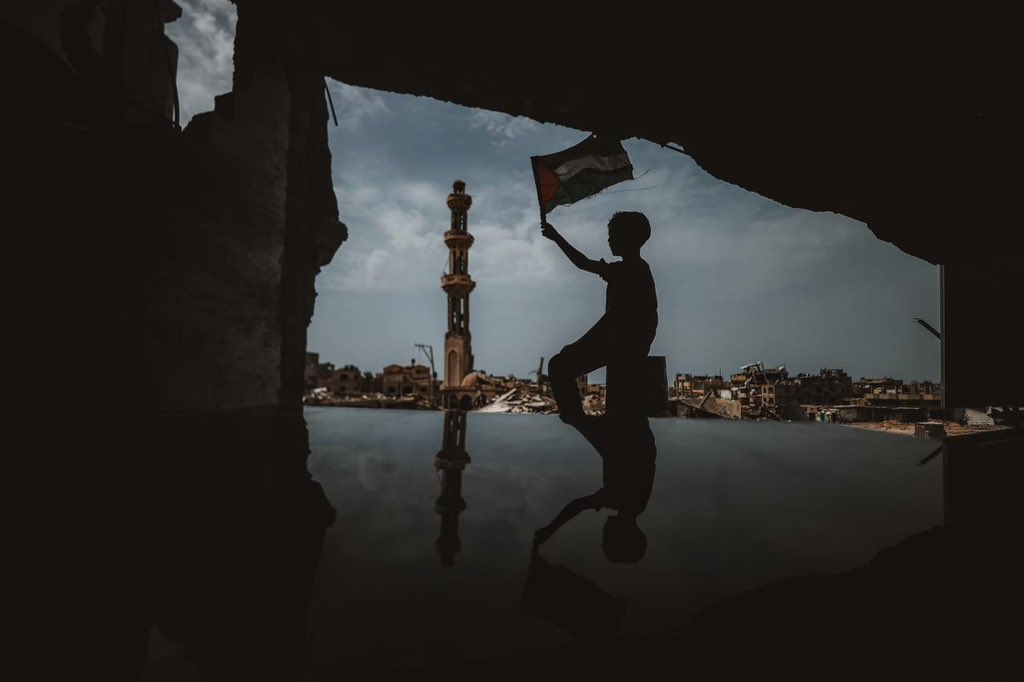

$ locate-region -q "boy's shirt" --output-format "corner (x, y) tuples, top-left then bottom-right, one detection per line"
(595, 257), (658, 345)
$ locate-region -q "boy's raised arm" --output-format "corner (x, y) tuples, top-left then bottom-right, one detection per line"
(541, 221), (606, 275)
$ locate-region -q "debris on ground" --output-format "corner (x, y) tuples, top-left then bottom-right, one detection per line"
(475, 388), (557, 414)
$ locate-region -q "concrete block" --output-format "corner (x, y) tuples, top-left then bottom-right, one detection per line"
(606, 356), (669, 417)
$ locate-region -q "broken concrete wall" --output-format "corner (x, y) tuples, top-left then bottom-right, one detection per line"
(5, 1), (345, 419)
(4, 3), (346, 673)
(942, 258), (1020, 408)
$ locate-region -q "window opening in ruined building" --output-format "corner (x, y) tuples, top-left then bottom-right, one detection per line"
(305, 82), (940, 414)
(157, 7), (941, 412)
(165, 0), (237, 127)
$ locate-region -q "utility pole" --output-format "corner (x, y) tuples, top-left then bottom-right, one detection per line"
(530, 356), (545, 395)
(415, 343), (436, 406)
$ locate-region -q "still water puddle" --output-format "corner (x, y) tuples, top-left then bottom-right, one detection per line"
(302, 407), (941, 677)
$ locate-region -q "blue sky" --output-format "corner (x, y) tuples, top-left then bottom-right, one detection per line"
(169, 0), (941, 383)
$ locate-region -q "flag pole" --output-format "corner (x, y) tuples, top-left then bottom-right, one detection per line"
(530, 155), (547, 228)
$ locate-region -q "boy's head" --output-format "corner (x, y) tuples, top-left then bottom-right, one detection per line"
(607, 211), (651, 256)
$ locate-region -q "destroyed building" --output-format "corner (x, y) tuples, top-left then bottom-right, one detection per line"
(855, 377), (942, 402)
(325, 364), (369, 395)
(791, 368), (854, 405)
(304, 352), (324, 389)
(673, 374), (726, 398)
(856, 376), (904, 395)
(304, 356), (375, 395)
(677, 365), (866, 419)
(381, 361), (438, 397)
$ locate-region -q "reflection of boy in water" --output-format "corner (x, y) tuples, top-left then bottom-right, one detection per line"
(542, 211), (658, 422)
(533, 416), (656, 563)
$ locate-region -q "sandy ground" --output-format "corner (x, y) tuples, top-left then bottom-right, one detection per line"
(844, 420), (917, 436)
(844, 420), (1013, 437)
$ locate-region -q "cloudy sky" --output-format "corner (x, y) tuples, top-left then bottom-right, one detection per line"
(169, 1), (940, 383)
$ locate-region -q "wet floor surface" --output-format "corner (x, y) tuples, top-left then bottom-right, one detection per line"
(299, 408), (942, 679)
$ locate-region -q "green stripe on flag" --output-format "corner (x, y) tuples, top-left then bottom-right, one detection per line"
(531, 135), (634, 214)
(547, 166), (633, 212)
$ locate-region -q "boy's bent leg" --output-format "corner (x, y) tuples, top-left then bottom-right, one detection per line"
(549, 338), (606, 421)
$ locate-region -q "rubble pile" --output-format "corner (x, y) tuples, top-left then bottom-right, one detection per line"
(302, 390), (434, 410)
(748, 400), (808, 422)
(473, 387), (605, 415)
(582, 394), (605, 415)
(675, 395), (807, 421)
(475, 388), (557, 414)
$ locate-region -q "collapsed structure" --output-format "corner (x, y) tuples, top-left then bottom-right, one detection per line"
(673, 363), (952, 424)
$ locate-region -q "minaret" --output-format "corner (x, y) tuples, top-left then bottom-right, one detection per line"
(441, 181), (475, 404)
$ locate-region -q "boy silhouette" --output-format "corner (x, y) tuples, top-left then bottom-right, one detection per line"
(542, 211), (658, 422)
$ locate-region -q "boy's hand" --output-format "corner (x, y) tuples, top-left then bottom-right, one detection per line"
(540, 221), (560, 241)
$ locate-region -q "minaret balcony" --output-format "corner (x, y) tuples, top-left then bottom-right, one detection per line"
(446, 195), (472, 211)
(444, 230), (475, 246)
(441, 273), (476, 293)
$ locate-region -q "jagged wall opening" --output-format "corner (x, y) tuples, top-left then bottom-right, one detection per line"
(3, 3), (346, 675)
(277, 3), (1020, 408)
(311, 81), (944, 395)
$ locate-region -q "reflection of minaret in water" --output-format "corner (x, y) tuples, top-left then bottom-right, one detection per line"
(434, 410), (471, 566)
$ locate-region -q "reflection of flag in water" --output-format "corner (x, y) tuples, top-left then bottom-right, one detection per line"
(531, 135), (633, 215)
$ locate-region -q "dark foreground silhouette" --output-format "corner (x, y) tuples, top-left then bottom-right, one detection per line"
(542, 212), (658, 420)
(77, 413), (336, 681)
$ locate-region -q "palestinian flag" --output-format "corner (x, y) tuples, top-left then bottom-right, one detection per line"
(531, 135), (633, 214)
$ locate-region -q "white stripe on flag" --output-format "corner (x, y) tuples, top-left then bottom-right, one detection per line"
(553, 153), (631, 181)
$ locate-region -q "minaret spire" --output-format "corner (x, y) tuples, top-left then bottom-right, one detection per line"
(440, 180), (476, 409)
